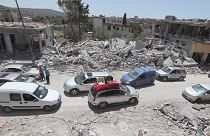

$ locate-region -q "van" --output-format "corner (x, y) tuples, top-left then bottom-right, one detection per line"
(121, 67), (156, 87)
(0, 82), (61, 112)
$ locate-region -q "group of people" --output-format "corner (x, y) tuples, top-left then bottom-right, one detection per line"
(38, 65), (50, 84)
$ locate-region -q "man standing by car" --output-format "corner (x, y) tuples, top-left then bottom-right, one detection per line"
(44, 66), (50, 85)
(38, 64), (45, 81)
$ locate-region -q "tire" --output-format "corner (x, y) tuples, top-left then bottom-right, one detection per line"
(195, 98), (201, 103)
(43, 105), (52, 111)
(70, 88), (79, 95)
(129, 98), (138, 104)
(98, 102), (108, 109)
(162, 77), (168, 82)
(179, 76), (184, 81)
(2, 106), (13, 113)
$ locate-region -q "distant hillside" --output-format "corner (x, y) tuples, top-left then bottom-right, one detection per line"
(0, 5), (65, 17)
(12, 8), (65, 17)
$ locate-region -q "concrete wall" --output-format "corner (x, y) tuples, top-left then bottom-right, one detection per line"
(45, 26), (54, 46)
(93, 18), (103, 30)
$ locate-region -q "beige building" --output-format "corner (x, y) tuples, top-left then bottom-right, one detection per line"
(0, 22), (54, 54)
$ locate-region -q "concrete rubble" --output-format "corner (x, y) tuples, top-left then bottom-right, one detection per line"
(41, 38), (200, 73)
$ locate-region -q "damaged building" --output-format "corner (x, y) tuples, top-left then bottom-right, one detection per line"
(0, 22), (54, 56)
(152, 16), (210, 64)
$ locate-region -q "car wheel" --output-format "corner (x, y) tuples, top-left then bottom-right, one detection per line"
(2, 106), (13, 113)
(162, 77), (168, 82)
(98, 102), (108, 109)
(195, 98), (201, 103)
(179, 76), (184, 81)
(70, 88), (79, 95)
(129, 98), (138, 104)
(43, 105), (52, 111)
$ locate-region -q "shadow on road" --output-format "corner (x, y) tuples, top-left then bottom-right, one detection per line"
(134, 83), (155, 89)
(64, 91), (88, 97)
(0, 103), (61, 117)
(88, 102), (138, 114)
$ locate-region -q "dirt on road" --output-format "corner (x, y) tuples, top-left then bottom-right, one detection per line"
(0, 71), (210, 136)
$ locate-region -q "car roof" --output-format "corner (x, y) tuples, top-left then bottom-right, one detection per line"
(93, 81), (120, 92)
(134, 67), (155, 75)
(0, 82), (38, 93)
(0, 73), (20, 80)
(5, 64), (23, 69)
(85, 72), (110, 78)
(200, 84), (210, 90)
(167, 67), (185, 70)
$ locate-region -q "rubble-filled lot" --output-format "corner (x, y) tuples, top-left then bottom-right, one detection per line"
(1, 71), (210, 136)
(41, 38), (203, 73)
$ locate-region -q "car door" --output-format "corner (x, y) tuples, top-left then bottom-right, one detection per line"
(79, 78), (97, 91)
(201, 90), (210, 101)
(97, 90), (119, 104)
(117, 90), (130, 102)
(21, 94), (42, 109)
(136, 74), (144, 86)
(9, 93), (24, 109)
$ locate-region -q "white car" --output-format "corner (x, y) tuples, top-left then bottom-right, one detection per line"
(182, 84), (210, 102)
(1, 64), (40, 79)
(88, 82), (139, 108)
(63, 72), (113, 95)
(0, 82), (61, 112)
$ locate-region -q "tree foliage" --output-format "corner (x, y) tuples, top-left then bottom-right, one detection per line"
(58, 0), (89, 41)
(130, 22), (143, 38)
(122, 13), (127, 25)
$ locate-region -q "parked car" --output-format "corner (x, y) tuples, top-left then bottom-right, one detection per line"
(156, 66), (186, 81)
(182, 84), (210, 102)
(0, 73), (36, 85)
(63, 72), (113, 95)
(88, 81), (139, 108)
(121, 67), (156, 87)
(0, 82), (61, 112)
(1, 64), (40, 79)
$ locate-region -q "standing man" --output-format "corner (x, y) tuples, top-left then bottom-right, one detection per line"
(44, 65), (50, 85)
(38, 64), (45, 81)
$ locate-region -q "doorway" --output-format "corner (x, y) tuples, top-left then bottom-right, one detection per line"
(192, 52), (203, 63)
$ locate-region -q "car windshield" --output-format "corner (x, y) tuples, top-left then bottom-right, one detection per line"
(14, 75), (29, 82)
(120, 85), (130, 93)
(33, 85), (48, 99)
(75, 73), (86, 84)
(192, 84), (208, 93)
(20, 66), (32, 72)
(162, 67), (172, 73)
(128, 70), (140, 79)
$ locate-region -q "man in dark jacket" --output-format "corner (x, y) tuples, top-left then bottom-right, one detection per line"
(44, 66), (50, 84)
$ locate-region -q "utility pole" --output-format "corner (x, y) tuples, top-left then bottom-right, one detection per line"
(15, 0), (35, 62)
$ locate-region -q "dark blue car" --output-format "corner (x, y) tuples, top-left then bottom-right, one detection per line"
(121, 67), (156, 87)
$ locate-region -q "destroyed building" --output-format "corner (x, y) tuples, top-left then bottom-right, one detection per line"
(152, 16), (210, 64)
(0, 22), (54, 56)
(93, 16), (133, 38)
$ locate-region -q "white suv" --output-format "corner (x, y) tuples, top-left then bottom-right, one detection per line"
(88, 82), (139, 109)
(0, 82), (61, 112)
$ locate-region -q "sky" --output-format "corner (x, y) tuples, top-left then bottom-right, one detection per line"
(1, 0), (210, 19)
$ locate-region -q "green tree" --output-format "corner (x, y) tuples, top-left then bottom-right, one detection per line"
(130, 22), (143, 38)
(122, 13), (127, 25)
(58, 0), (89, 42)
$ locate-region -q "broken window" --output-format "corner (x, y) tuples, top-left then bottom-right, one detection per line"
(122, 28), (123, 31)
(107, 26), (111, 30)
(117, 28), (119, 31)
(9, 34), (15, 44)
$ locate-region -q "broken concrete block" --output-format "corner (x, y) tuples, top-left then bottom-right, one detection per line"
(192, 104), (205, 111)
(163, 57), (174, 67)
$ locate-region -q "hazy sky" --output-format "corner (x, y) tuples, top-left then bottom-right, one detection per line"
(1, 0), (209, 19)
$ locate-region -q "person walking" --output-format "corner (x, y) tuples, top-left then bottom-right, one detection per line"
(38, 64), (45, 81)
(44, 65), (50, 85)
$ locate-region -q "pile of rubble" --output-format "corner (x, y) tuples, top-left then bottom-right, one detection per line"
(42, 38), (198, 73)
(159, 103), (210, 136)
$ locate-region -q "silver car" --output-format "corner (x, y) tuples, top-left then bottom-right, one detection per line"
(63, 72), (113, 95)
(0, 73), (36, 85)
(88, 83), (139, 109)
(156, 66), (186, 81)
(1, 64), (40, 79)
(182, 84), (210, 102)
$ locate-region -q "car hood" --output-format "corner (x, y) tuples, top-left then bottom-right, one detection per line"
(43, 89), (60, 101)
(126, 85), (138, 95)
(26, 77), (36, 83)
(185, 87), (201, 96)
(65, 77), (78, 86)
(121, 74), (134, 84)
(28, 68), (39, 74)
(156, 69), (167, 75)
